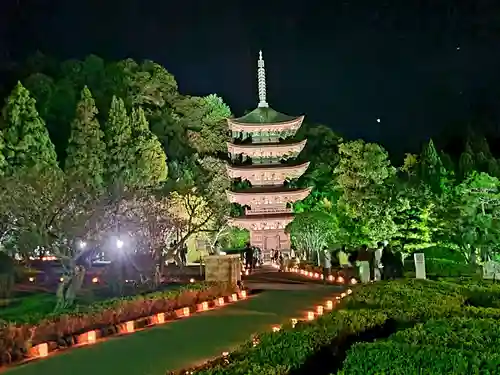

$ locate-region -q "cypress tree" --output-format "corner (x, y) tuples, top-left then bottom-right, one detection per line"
(65, 86), (106, 190)
(2, 82), (58, 174)
(129, 107), (167, 187)
(103, 96), (133, 186)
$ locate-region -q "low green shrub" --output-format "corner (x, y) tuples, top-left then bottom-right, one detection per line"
(0, 282), (237, 366)
(186, 309), (389, 375)
(390, 317), (500, 351)
(404, 257), (477, 277)
(340, 341), (500, 374)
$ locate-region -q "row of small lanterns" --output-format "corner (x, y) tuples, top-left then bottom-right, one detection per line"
(30, 290), (248, 360)
(216, 289), (353, 363)
(271, 264), (358, 285)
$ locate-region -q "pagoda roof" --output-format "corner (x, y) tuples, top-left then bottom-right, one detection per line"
(227, 161), (309, 171)
(227, 139), (307, 158)
(227, 186), (312, 206)
(232, 107), (300, 125)
(228, 213), (294, 231)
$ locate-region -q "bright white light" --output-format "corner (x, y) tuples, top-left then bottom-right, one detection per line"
(116, 239), (124, 249)
(376, 118), (381, 123)
(79, 241), (86, 249)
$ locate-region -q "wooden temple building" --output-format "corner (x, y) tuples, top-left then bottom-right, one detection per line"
(225, 51), (311, 261)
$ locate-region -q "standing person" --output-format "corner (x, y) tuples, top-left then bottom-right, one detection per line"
(338, 245), (351, 268)
(381, 245), (394, 280)
(374, 242), (384, 281)
(180, 242), (188, 266)
(323, 246), (332, 283)
(244, 242), (254, 271)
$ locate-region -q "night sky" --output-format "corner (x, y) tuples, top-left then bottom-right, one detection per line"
(1, 0), (500, 154)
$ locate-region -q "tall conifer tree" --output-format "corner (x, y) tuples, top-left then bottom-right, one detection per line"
(129, 107), (168, 187)
(103, 96), (133, 186)
(2, 82), (58, 174)
(65, 86), (106, 190)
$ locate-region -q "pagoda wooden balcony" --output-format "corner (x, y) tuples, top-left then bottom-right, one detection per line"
(226, 162), (310, 186)
(228, 212), (295, 231)
(227, 140), (307, 160)
(227, 186), (312, 207)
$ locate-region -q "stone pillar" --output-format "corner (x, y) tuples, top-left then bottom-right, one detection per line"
(414, 253), (426, 279)
(204, 255), (241, 284)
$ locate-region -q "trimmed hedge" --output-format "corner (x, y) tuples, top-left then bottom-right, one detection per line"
(183, 309), (389, 375)
(0, 282), (237, 366)
(339, 342), (500, 374)
(180, 278), (500, 375)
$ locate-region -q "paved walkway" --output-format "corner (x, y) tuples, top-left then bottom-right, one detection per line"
(7, 287), (342, 375)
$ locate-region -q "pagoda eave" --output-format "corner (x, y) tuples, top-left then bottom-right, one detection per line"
(227, 139), (307, 158)
(226, 161), (310, 185)
(228, 213), (294, 231)
(227, 115), (305, 133)
(226, 186), (312, 206)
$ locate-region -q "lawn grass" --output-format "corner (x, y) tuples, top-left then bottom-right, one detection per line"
(5, 287), (341, 375)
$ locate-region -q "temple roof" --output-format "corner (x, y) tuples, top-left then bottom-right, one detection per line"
(231, 213), (294, 221)
(231, 107), (301, 125)
(228, 161), (309, 170)
(232, 186), (306, 194)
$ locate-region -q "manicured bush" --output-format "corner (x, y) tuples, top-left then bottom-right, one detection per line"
(0, 282), (237, 365)
(390, 317), (500, 351)
(181, 309), (389, 375)
(339, 341), (500, 374)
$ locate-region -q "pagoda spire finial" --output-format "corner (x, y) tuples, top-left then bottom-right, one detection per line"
(257, 50), (269, 108)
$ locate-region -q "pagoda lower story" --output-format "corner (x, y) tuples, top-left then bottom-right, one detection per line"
(225, 51), (311, 262)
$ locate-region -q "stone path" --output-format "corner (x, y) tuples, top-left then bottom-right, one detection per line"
(6, 286), (342, 375)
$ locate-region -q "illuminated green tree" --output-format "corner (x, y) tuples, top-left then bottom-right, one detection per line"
(2, 82), (58, 174)
(103, 96), (133, 185)
(129, 106), (168, 187)
(65, 86), (106, 190)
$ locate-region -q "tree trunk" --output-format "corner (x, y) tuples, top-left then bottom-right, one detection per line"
(55, 265), (86, 310)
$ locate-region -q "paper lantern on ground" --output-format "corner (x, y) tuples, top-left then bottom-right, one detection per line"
(341, 292), (347, 298)
(328, 275), (334, 282)
(325, 300), (333, 310)
(347, 289), (353, 294)
(314, 273), (320, 279)
(350, 278), (358, 284)
(240, 290), (247, 299)
(337, 276), (345, 283)
(32, 343), (48, 358)
(307, 311), (315, 320)
(272, 325), (281, 332)
(316, 306), (324, 315)
(183, 307), (190, 317)
(156, 312), (165, 324)
(198, 301), (209, 311)
(217, 297), (225, 306)
(291, 318), (298, 327)
(231, 293), (238, 302)
(122, 321), (135, 333)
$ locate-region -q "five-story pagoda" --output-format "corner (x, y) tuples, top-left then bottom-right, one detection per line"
(226, 51), (311, 261)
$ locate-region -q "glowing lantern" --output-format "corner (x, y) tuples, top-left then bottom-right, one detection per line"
(155, 312), (165, 324)
(189, 278), (195, 283)
(341, 292), (347, 298)
(222, 351), (229, 357)
(272, 325), (281, 332)
(217, 297), (225, 306)
(347, 289), (353, 295)
(307, 311), (315, 320)
(59, 277), (64, 282)
(321, 274), (325, 280)
(336, 296), (341, 300)
(92, 277), (99, 284)
(32, 343), (48, 358)
(337, 276), (345, 283)
(200, 301), (209, 311)
(309, 272), (314, 277)
(325, 300), (334, 310)
(245, 269), (250, 276)
(183, 307), (190, 317)
(328, 275), (334, 282)
(28, 277), (35, 282)
(239, 290), (247, 299)
(350, 278), (358, 285)
(314, 273), (320, 279)
(123, 321), (135, 333)
(291, 318), (298, 327)
(316, 306), (324, 315)
(231, 293), (238, 302)
(87, 330), (97, 343)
